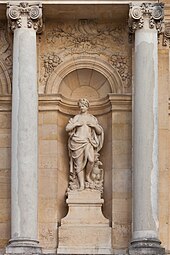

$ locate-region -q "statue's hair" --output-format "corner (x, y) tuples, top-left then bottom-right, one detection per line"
(78, 98), (89, 108)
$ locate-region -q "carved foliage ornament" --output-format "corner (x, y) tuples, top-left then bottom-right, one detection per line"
(42, 20), (131, 90)
(163, 23), (170, 47)
(0, 21), (12, 94)
(129, 3), (164, 33)
(46, 19), (126, 55)
(7, 2), (42, 32)
(40, 52), (62, 89)
(109, 53), (131, 88)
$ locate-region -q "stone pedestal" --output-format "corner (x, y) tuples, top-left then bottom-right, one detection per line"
(57, 190), (112, 254)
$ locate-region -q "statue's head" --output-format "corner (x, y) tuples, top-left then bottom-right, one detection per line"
(78, 98), (89, 108)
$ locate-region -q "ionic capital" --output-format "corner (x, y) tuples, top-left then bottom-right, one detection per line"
(129, 3), (164, 33)
(7, 2), (43, 32)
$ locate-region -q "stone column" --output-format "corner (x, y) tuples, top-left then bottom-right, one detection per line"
(128, 3), (165, 255)
(6, 2), (42, 254)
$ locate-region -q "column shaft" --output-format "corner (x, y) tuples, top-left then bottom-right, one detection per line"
(128, 3), (165, 255)
(6, 2), (42, 254)
(11, 27), (38, 240)
(133, 24), (158, 241)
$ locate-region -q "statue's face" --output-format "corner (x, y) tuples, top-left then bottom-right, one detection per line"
(79, 103), (88, 113)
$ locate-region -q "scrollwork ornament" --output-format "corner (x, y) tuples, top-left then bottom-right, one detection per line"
(8, 6), (20, 20)
(152, 6), (164, 20)
(30, 6), (42, 20)
(131, 6), (142, 20)
(7, 2), (43, 32)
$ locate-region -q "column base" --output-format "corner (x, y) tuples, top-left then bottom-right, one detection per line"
(128, 238), (165, 255)
(5, 238), (42, 254)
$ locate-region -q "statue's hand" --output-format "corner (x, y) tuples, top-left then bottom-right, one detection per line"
(74, 122), (83, 127)
(87, 122), (96, 128)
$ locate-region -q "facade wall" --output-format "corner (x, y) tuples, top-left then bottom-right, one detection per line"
(0, 1), (169, 254)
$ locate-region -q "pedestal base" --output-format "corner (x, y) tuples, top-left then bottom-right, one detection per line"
(57, 190), (112, 254)
(128, 238), (165, 255)
(5, 238), (42, 254)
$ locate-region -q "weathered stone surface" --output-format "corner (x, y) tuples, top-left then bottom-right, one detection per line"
(0, 1), (169, 254)
(58, 190), (112, 254)
(129, 239), (165, 255)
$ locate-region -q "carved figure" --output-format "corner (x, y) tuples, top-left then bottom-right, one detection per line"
(66, 98), (104, 191)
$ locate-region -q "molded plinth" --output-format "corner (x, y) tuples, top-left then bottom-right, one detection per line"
(57, 190), (112, 254)
(5, 238), (42, 254)
(128, 238), (165, 255)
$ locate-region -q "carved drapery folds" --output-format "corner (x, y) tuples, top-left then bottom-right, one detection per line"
(129, 3), (164, 33)
(6, 2), (43, 32)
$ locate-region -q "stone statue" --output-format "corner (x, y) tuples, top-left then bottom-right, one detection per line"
(66, 98), (104, 192)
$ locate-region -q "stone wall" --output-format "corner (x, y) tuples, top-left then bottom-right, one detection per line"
(0, 113), (11, 251)
(0, 2), (169, 255)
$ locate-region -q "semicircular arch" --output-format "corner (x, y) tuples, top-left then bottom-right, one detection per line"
(0, 60), (11, 94)
(45, 56), (123, 95)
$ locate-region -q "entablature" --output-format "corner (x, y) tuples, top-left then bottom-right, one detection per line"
(0, 0), (159, 22)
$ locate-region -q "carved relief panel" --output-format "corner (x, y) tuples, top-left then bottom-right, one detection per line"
(38, 19), (132, 94)
(0, 21), (12, 95)
(38, 18), (132, 252)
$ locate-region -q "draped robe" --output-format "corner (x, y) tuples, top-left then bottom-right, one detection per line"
(66, 113), (104, 175)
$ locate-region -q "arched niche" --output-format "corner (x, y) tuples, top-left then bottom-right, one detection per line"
(53, 57), (117, 225)
(38, 55), (132, 249)
(45, 56), (123, 95)
(0, 60), (11, 94)
(59, 68), (111, 100)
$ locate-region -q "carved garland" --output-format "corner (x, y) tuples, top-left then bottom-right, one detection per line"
(40, 52), (62, 88)
(46, 19), (126, 56)
(163, 23), (170, 47)
(40, 51), (131, 91)
(109, 53), (131, 88)
(0, 21), (12, 94)
(40, 20), (131, 91)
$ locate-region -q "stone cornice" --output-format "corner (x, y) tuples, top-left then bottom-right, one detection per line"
(129, 3), (164, 33)
(38, 94), (132, 115)
(0, 1), (159, 4)
(6, 2), (43, 32)
(0, 94), (132, 113)
(0, 1), (162, 22)
(38, 94), (112, 115)
(0, 96), (11, 111)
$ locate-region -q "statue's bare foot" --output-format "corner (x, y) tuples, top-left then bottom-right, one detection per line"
(86, 175), (93, 184)
(77, 186), (84, 191)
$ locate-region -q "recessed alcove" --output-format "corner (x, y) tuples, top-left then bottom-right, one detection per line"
(59, 68), (111, 100)
(0, 61), (11, 94)
(38, 55), (132, 252)
(55, 66), (113, 225)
